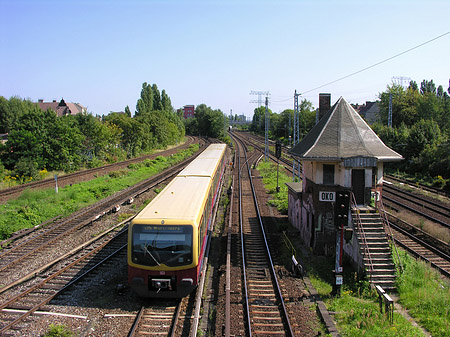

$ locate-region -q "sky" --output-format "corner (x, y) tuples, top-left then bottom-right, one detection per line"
(1, 0), (449, 119)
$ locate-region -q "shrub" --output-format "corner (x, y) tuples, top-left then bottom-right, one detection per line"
(432, 175), (447, 189)
(13, 157), (39, 179)
(108, 169), (128, 178)
(87, 156), (103, 169)
(128, 162), (143, 170)
(43, 324), (74, 337)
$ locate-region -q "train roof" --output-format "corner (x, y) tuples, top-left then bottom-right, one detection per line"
(132, 143), (226, 226)
(133, 176), (210, 225)
(195, 143), (226, 160)
(178, 143), (226, 178)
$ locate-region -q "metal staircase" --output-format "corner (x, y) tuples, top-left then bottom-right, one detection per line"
(352, 202), (397, 291)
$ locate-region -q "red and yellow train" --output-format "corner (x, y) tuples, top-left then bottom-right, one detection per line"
(128, 144), (227, 297)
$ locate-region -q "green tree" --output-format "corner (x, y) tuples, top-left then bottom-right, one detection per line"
(75, 113), (124, 163)
(2, 107), (84, 172)
(152, 84), (162, 111)
(135, 82), (153, 116)
(124, 105), (131, 117)
(195, 104), (225, 138)
(420, 79), (436, 95)
(299, 99), (316, 138)
(104, 112), (154, 157)
(0, 96), (41, 134)
(407, 119), (441, 157)
(184, 116), (198, 136)
(250, 106), (270, 133)
(161, 89), (172, 112)
(379, 84), (421, 127)
(13, 157), (39, 179)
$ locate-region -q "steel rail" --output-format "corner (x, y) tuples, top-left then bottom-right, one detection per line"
(386, 212), (450, 272)
(385, 174), (450, 198)
(127, 300), (181, 337)
(0, 228), (128, 334)
(237, 136), (252, 337)
(382, 195), (449, 228)
(390, 230), (450, 279)
(127, 306), (145, 337)
(233, 133), (294, 337)
(383, 184), (450, 218)
(0, 215), (133, 296)
(246, 147), (294, 337)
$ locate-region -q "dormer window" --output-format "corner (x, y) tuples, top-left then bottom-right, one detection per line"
(323, 164), (335, 185)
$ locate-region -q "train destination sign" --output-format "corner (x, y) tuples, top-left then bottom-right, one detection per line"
(143, 225), (182, 232)
(319, 191), (336, 202)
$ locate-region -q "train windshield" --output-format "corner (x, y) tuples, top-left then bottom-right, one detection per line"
(131, 224), (193, 267)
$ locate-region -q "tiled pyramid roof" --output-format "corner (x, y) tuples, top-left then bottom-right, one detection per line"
(289, 97), (403, 162)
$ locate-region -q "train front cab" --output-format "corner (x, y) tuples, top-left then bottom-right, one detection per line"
(128, 221), (200, 298)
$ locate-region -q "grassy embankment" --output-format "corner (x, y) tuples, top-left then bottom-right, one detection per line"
(0, 144), (199, 241)
(257, 160), (450, 337)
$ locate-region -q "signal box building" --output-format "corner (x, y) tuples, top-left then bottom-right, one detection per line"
(286, 97), (402, 289)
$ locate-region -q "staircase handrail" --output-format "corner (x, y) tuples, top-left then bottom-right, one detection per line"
(376, 196), (404, 273)
(351, 192), (374, 282)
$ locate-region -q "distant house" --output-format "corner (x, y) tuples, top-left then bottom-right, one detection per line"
(37, 98), (86, 117)
(0, 133), (7, 145)
(353, 101), (380, 124)
(182, 105), (195, 119)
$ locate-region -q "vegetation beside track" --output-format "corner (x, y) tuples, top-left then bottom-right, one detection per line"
(256, 161), (289, 214)
(43, 324), (74, 337)
(393, 248), (450, 337)
(0, 144), (199, 241)
(255, 160), (450, 336)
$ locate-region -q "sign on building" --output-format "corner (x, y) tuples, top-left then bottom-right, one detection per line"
(319, 191), (335, 202)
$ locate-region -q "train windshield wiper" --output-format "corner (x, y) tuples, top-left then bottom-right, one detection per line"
(142, 244), (161, 266)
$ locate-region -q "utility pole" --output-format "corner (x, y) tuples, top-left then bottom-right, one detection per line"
(292, 90), (301, 181)
(392, 76), (411, 89)
(265, 96), (269, 161)
(288, 112), (291, 147)
(250, 90), (270, 107)
(388, 93), (392, 128)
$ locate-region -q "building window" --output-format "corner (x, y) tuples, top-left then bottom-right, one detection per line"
(323, 164), (335, 185)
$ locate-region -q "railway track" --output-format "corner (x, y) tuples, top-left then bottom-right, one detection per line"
(231, 133), (294, 336)
(0, 136), (197, 204)
(234, 131), (295, 176)
(0, 223), (128, 335)
(127, 300), (181, 336)
(385, 174), (450, 198)
(0, 155), (198, 294)
(385, 212), (450, 278)
(382, 182), (450, 228)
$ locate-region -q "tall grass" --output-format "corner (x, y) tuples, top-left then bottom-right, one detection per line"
(0, 145), (198, 241)
(393, 249), (450, 337)
(394, 209), (450, 244)
(256, 161), (289, 214)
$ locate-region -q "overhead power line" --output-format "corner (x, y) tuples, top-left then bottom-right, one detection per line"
(302, 30), (450, 95)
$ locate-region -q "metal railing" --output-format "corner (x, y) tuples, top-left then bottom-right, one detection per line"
(351, 192), (374, 282)
(376, 197), (404, 274)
